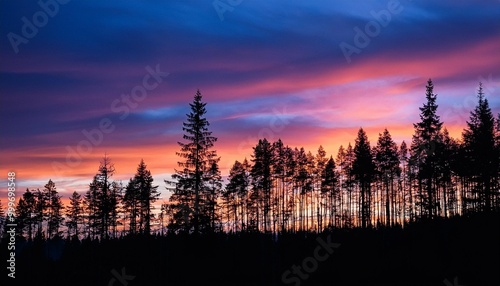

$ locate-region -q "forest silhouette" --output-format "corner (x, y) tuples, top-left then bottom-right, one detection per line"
(1, 79), (499, 286)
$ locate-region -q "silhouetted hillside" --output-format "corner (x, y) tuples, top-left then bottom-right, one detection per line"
(2, 211), (498, 286)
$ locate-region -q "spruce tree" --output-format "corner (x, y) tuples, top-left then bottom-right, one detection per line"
(374, 129), (400, 226)
(342, 143), (356, 228)
(440, 128), (458, 217)
(123, 178), (140, 235)
(96, 155), (116, 239)
(66, 191), (83, 238)
(109, 181), (122, 238)
(411, 79), (443, 219)
(353, 128), (374, 228)
(226, 160), (250, 232)
(131, 159), (159, 235)
(294, 147), (311, 231)
(84, 176), (99, 239)
(272, 139), (287, 233)
(224, 161), (243, 232)
(462, 83), (497, 212)
(321, 156), (338, 228)
(33, 189), (47, 239)
(204, 158), (222, 232)
(15, 189), (36, 240)
(84, 155), (118, 239)
(167, 90), (219, 234)
(250, 138), (273, 233)
(44, 180), (64, 238)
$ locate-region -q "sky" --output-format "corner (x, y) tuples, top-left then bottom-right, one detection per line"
(1, 0), (499, 206)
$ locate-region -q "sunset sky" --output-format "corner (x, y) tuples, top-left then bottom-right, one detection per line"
(1, 0), (499, 205)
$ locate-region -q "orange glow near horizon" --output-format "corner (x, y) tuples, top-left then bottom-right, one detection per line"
(0, 121), (467, 201)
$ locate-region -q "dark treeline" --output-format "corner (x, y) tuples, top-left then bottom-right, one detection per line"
(1, 157), (160, 240)
(166, 80), (500, 234)
(2, 211), (499, 286)
(1, 79), (499, 286)
(1, 79), (499, 241)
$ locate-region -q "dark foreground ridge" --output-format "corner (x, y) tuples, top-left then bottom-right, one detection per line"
(1, 212), (499, 286)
